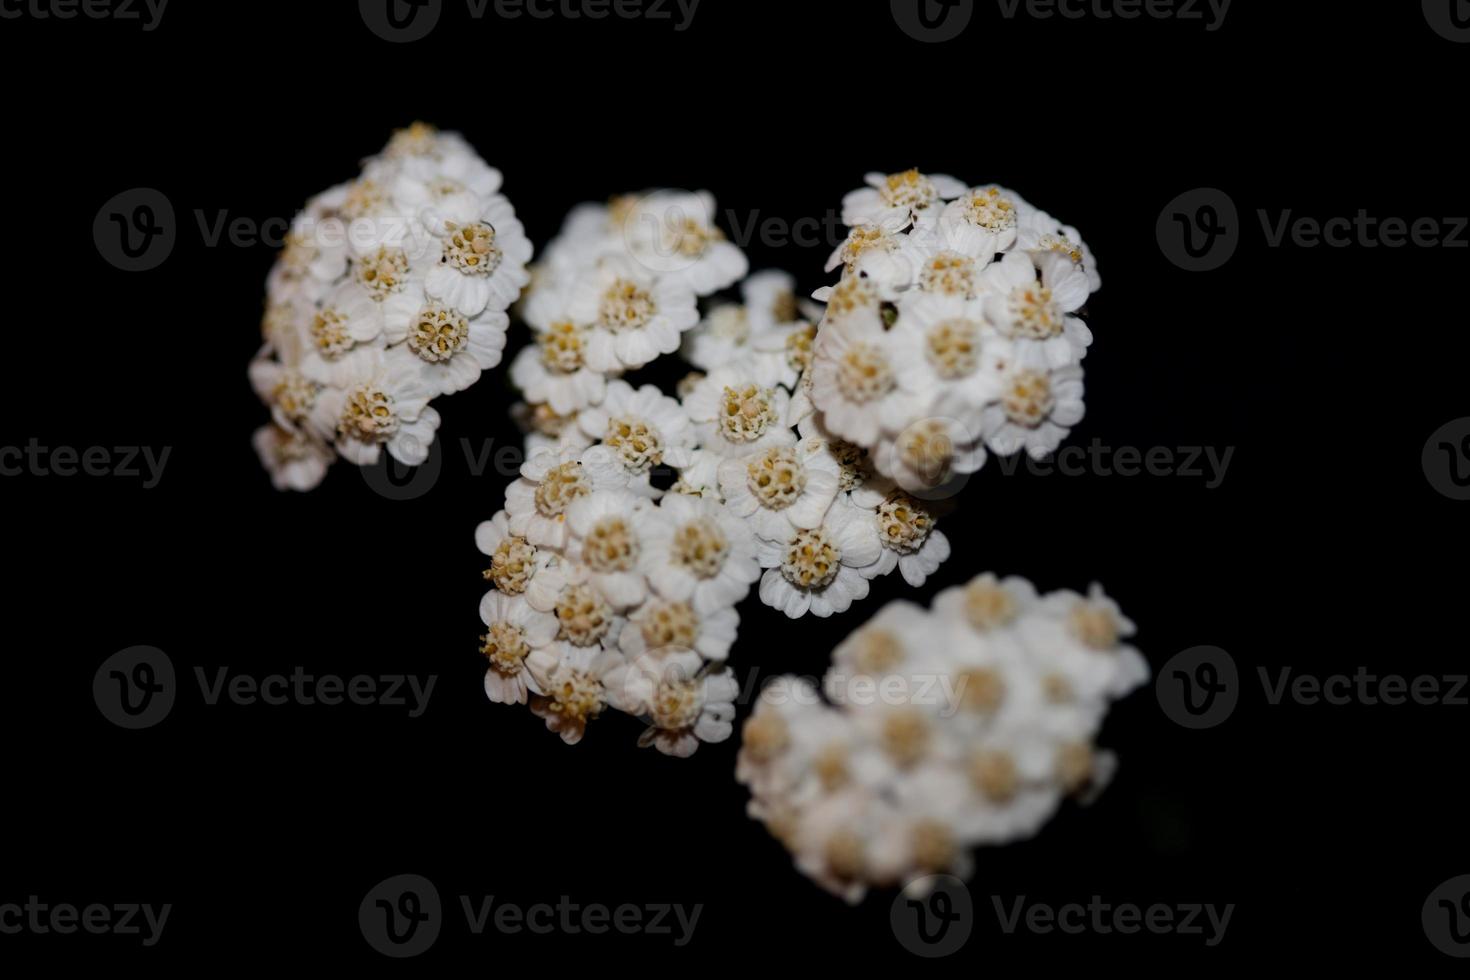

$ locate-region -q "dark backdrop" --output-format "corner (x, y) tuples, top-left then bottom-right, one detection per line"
(2, 0), (1466, 970)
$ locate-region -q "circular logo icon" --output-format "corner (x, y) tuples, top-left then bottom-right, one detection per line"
(359, 0), (442, 43)
(1156, 188), (1239, 272)
(1156, 645), (1238, 729)
(1422, 418), (1470, 501)
(360, 874), (442, 958)
(94, 188), (175, 272)
(1423, 0), (1470, 43)
(890, 0), (974, 42)
(1423, 875), (1470, 957)
(361, 437), (443, 501)
(891, 874), (973, 957)
(93, 646), (176, 729)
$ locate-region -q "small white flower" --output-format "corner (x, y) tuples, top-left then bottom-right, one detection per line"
(503, 445), (629, 549)
(682, 365), (796, 458)
(509, 331), (608, 417)
(252, 424), (333, 492)
(479, 590), (561, 705)
(979, 251), (1092, 369)
(382, 280), (510, 395)
(756, 498), (883, 619)
(576, 380), (696, 494)
(1018, 208), (1101, 293)
(981, 361), (1085, 459)
(525, 643), (626, 745)
(640, 490), (761, 614)
(474, 510), (560, 612)
(565, 256), (700, 371)
(841, 169), (966, 230)
(562, 488), (654, 610)
(297, 282), (388, 388)
(936, 184), (1033, 264)
(423, 195), (532, 316)
(620, 599), (740, 663)
(825, 224), (933, 298)
(608, 651), (740, 757)
(719, 437), (841, 542)
(618, 189), (748, 295)
(809, 305), (925, 448)
(308, 347), (439, 466)
(864, 490), (951, 588)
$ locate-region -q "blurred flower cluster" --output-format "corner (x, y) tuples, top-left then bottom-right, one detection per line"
(736, 574), (1148, 902)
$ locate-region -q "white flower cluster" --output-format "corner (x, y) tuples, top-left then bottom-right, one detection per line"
(476, 191), (959, 754)
(250, 123), (532, 491)
(802, 170), (1101, 493)
(736, 574), (1148, 903)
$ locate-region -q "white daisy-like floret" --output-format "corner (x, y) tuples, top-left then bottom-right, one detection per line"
(809, 304), (925, 448)
(1023, 583), (1150, 703)
(575, 380), (696, 494)
(479, 590), (561, 706)
(377, 279), (510, 395)
(841, 169), (967, 230)
(890, 291), (1006, 422)
(825, 224), (934, 298)
(719, 436), (841, 542)
(979, 251), (1092, 369)
(474, 510), (561, 612)
(607, 650), (740, 757)
(980, 361), (1086, 459)
(639, 490), (761, 615)
(252, 423), (333, 493)
(509, 327), (608, 417)
(620, 598), (740, 663)
(871, 414), (986, 494)
(308, 347), (440, 467)
(1018, 208), (1101, 293)
(863, 490), (951, 588)
(931, 573), (1039, 635)
(525, 643), (626, 745)
(297, 282), (388, 388)
(503, 445), (629, 549)
(391, 149), (504, 228)
(565, 256), (700, 371)
(249, 355), (322, 434)
(561, 488), (654, 610)
(682, 365), (796, 459)
(756, 498), (882, 619)
(936, 184), (1034, 265)
(423, 194), (533, 316)
(617, 189), (748, 295)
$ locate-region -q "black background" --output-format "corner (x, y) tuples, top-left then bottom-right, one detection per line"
(2, 0), (1467, 969)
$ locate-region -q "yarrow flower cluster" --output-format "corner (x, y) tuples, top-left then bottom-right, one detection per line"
(477, 188), (963, 753)
(735, 574), (1148, 902)
(802, 170), (1101, 494)
(250, 123), (532, 491)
